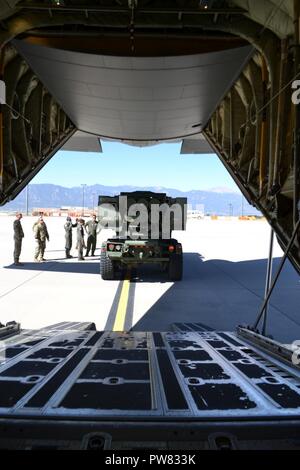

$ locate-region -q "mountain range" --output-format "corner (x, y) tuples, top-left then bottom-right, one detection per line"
(1, 184), (260, 216)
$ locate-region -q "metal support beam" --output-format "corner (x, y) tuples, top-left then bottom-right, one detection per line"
(16, 4), (248, 15)
(1, 127), (76, 205)
(262, 228), (274, 336)
(273, 40), (288, 188)
(0, 48), (4, 189)
(253, 218), (300, 331)
(294, 0), (300, 226)
(0, 107), (3, 188)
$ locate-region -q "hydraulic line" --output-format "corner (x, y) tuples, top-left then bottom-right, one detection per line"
(262, 228), (274, 336)
(259, 56), (268, 195)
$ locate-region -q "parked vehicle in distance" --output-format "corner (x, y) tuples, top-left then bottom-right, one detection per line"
(187, 209), (204, 220)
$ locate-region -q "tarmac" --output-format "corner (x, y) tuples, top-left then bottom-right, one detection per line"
(0, 215), (299, 343)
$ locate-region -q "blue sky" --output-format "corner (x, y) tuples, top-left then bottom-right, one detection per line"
(32, 141), (239, 192)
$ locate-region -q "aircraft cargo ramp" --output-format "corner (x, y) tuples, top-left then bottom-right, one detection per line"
(0, 322), (300, 450)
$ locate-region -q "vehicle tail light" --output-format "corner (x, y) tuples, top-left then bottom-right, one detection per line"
(168, 245), (175, 253)
(108, 244), (115, 251)
(176, 244), (182, 254)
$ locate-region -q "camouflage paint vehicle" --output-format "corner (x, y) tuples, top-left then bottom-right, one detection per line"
(98, 191), (187, 281)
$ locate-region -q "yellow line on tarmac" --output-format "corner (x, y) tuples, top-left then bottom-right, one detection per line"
(113, 272), (131, 331)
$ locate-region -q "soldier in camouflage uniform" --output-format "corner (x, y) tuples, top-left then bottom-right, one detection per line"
(64, 216), (77, 258)
(13, 212), (24, 266)
(85, 214), (99, 257)
(77, 218), (86, 261)
(33, 216), (50, 262)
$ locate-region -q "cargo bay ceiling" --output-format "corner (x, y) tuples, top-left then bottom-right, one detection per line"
(0, 0), (300, 272)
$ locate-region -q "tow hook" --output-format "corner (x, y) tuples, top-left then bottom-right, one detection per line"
(208, 433), (237, 450)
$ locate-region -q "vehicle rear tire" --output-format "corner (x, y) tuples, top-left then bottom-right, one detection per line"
(100, 251), (115, 280)
(168, 253), (183, 281)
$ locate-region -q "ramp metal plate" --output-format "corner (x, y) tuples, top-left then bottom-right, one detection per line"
(0, 327), (300, 420)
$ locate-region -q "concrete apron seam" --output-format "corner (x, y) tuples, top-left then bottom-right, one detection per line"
(0, 261), (58, 300)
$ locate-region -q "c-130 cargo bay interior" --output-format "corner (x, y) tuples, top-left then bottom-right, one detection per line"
(0, 0), (300, 450)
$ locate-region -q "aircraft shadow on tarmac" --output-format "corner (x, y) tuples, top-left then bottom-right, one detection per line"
(4, 258), (170, 279)
(129, 253), (205, 284)
(4, 252), (300, 342)
(4, 253), (204, 280)
(4, 258), (101, 275)
(131, 253), (300, 344)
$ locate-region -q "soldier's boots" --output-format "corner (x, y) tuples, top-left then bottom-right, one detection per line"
(65, 250), (72, 259)
(34, 257), (45, 262)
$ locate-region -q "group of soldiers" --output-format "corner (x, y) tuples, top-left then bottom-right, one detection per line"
(13, 213), (100, 266)
(64, 214), (99, 260)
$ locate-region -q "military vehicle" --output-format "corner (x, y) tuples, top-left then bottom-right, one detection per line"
(98, 191), (187, 281)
